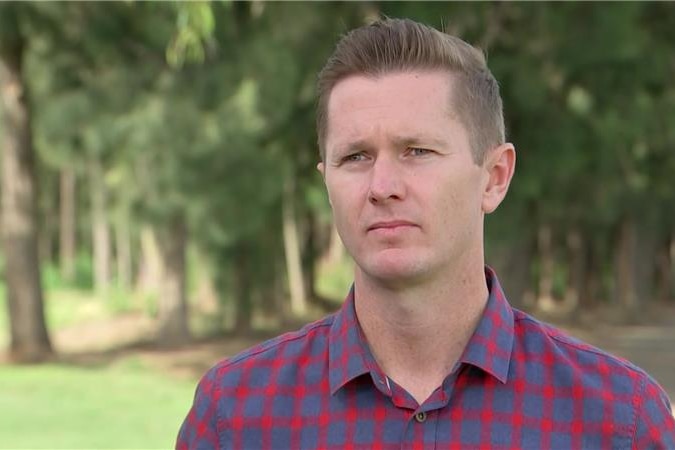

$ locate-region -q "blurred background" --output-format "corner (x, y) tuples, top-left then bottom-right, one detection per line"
(0, 2), (673, 448)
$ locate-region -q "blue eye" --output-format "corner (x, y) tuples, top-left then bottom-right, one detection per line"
(409, 148), (432, 156)
(344, 153), (366, 162)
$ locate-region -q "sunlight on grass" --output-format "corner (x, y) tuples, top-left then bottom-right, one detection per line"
(0, 360), (195, 449)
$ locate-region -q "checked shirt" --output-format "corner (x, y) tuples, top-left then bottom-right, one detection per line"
(177, 268), (675, 449)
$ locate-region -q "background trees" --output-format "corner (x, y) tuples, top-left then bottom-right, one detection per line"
(0, 3), (53, 361)
(1, 2), (673, 361)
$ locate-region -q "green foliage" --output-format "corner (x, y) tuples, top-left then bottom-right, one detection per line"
(40, 256), (93, 291)
(167, 1), (217, 68)
(2, 1), (673, 342)
(316, 258), (355, 302)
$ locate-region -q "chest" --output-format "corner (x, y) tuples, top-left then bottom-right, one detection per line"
(217, 380), (633, 449)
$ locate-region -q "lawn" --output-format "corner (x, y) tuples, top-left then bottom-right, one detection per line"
(0, 359), (196, 449)
(0, 259), (354, 449)
(0, 283), (204, 449)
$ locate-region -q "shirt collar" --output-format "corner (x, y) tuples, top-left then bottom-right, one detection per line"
(328, 286), (382, 395)
(328, 266), (515, 394)
(457, 266), (514, 384)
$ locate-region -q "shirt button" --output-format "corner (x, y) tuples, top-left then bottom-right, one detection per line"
(414, 412), (427, 423)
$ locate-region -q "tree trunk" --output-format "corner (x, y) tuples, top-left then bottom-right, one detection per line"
(0, 26), (53, 361)
(656, 232), (673, 303)
(563, 227), (584, 315)
(282, 175), (307, 316)
(38, 199), (56, 266)
(136, 226), (163, 295)
(614, 216), (639, 318)
(536, 223), (556, 312)
(273, 257), (291, 324)
(324, 222), (345, 266)
(233, 241), (253, 334)
(580, 238), (601, 309)
(634, 216), (657, 309)
(59, 168), (76, 282)
(156, 217), (190, 346)
(194, 266), (219, 315)
(89, 156), (110, 296)
(115, 217), (132, 290)
(302, 209), (318, 302)
(487, 231), (536, 310)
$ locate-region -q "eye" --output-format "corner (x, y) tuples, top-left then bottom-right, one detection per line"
(409, 147), (433, 156)
(343, 152), (367, 162)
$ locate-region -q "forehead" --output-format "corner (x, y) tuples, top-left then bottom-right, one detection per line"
(325, 71), (461, 152)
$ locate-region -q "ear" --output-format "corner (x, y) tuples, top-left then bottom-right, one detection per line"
(317, 161), (332, 206)
(481, 143), (516, 214)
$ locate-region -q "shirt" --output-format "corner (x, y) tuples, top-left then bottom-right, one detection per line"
(177, 267), (675, 449)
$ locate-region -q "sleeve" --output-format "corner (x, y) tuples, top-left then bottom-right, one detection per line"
(176, 366), (221, 450)
(632, 375), (675, 450)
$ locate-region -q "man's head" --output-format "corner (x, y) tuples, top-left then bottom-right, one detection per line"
(315, 18), (515, 287)
(317, 18), (505, 165)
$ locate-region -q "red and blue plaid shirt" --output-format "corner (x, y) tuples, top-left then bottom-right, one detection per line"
(177, 267), (675, 449)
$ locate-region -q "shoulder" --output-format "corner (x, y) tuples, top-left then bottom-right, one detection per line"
(203, 313), (336, 389)
(512, 308), (656, 385)
(177, 315), (338, 448)
(511, 308), (674, 438)
(501, 307), (675, 446)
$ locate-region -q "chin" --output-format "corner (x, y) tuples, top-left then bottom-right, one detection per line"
(357, 251), (428, 285)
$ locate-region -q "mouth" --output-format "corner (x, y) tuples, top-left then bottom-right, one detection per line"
(367, 220), (418, 232)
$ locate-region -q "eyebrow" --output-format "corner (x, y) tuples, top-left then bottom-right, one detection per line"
(331, 134), (450, 159)
(390, 134), (449, 149)
(332, 139), (374, 157)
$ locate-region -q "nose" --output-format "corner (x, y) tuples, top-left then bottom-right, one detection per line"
(368, 154), (405, 205)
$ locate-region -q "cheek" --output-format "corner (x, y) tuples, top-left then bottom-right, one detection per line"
(432, 178), (481, 223)
(327, 177), (368, 209)
(326, 183), (357, 225)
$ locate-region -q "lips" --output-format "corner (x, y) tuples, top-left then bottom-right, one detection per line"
(367, 220), (418, 232)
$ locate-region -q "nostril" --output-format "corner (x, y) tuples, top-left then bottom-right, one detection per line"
(368, 191), (400, 204)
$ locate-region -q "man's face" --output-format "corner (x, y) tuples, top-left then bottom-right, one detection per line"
(318, 71), (494, 287)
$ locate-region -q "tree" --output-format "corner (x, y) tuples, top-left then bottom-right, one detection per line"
(0, 3), (52, 361)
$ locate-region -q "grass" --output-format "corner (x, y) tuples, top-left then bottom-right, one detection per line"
(0, 258), (357, 448)
(0, 264), (197, 448)
(0, 358), (196, 449)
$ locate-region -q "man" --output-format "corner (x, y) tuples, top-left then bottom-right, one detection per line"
(178, 18), (675, 449)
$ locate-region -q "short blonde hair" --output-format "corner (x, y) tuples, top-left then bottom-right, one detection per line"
(317, 18), (505, 164)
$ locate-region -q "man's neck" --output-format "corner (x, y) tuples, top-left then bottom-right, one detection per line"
(353, 261), (489, 405)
